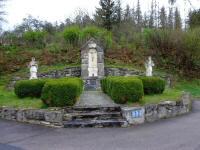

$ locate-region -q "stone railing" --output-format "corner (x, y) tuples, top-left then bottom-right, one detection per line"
(0, 93), (192, 128)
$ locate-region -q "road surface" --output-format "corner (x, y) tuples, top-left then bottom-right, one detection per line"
(0, 101), (200, 150)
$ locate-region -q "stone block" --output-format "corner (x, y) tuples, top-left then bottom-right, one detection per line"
(145, 104), (159, 122)
(17, 109), (27, 122)
(1, 107), (18, 120)
(25, 109), (45, 121)
(181, 92), (192, 106)
(44, 111), (63, 125)
(121, 107), (145, 125)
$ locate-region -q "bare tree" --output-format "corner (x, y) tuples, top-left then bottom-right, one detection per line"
(0, 0), (6, 32)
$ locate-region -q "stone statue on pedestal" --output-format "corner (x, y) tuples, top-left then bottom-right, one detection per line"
(88, 48), (98, 77)
(145, 56), (154, 77)
(28, 57), (38, 80)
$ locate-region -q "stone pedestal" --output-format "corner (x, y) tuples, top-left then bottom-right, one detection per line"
(84, 77), (101, 90)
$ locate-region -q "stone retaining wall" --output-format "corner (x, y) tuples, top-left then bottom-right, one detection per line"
(38, 67), (81, 78)
(105, 67), (145, 76)
(0, 93), (192, 128)
(0, 108), (65, 128)
(9, 67), (171, 89)
(122, 92), (192, 125)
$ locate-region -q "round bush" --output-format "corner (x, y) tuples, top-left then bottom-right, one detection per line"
(139, 77), (166, 95)
(14, 79), (46, 98)
(41, 78), (83, 107)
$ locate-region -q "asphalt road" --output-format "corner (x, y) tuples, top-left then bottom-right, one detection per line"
(0, 101), (200, 150)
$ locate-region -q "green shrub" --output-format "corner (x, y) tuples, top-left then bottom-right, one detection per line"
(101, 77), (144, 104)
(63, 26), (81, 46)
(81, 26), (101, 40)
(139, 77), (166, 95)
(23, 31), (47, 49)
(41, 78), (83, 107)
(14, 79), (46, 98)
(80, 26), (113, 48)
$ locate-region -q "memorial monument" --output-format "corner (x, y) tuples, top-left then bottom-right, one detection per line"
(81, 38), (105, 89)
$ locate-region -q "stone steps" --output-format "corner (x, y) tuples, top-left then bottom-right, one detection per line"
(64, 119), (128, 128)
(71, 112), (121, 120)
(63, 106), (128, 128)
(64, 106), (121, 113)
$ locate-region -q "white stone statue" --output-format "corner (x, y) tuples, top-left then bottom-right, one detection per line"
(145, 56), (154, 77)
(88, 49), (98, 77)
(28, 57), (38, 80)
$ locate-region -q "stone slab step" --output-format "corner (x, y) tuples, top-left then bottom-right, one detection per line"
(64, 119), (128, 128)
(71, 112), (122, 120)
(64, 106), (121, 113)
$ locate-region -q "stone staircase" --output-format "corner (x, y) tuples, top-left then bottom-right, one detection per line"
(63, 106), (128, 128)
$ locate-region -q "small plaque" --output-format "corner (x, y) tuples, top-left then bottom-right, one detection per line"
(131, 109), (142, 118)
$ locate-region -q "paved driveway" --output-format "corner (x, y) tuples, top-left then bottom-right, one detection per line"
(0, 101), (200, 150)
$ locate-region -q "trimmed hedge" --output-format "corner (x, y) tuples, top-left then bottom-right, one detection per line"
(14, 79), (47, 98)
(101, 77), (144, 104)
(41, 78), (83, 107)
(14, 78), (83, 107)
(139, 77), (166, 95)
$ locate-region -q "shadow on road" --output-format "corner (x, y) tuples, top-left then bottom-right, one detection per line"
(0, 144), (26, 150)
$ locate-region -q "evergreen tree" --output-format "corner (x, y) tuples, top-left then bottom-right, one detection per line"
(95, 0), (116, 30)
(188, 9), (200, 28)
(159, 6), (167, 29)
(168, 8), (174, 29)
(154, 0), (158, 28)
(143, 12), (149, 28)
(135, 0), (142, 29)
(174, 7), (182, 29)
(124, 4), (131, 22)
(115, 0), (122, 25)
(149, 0), (155, 28)
(131, 5), (136, 26)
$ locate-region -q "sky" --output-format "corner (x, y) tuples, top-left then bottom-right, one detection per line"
(2, 0), (200, 30)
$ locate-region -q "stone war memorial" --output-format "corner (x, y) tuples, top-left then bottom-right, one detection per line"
(81, 38), (105, 90)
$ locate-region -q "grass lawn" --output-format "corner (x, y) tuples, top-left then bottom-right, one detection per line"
(140, 88), (182, 105)
(0, 86), (44, 109)
(175, 80), (200, 98)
